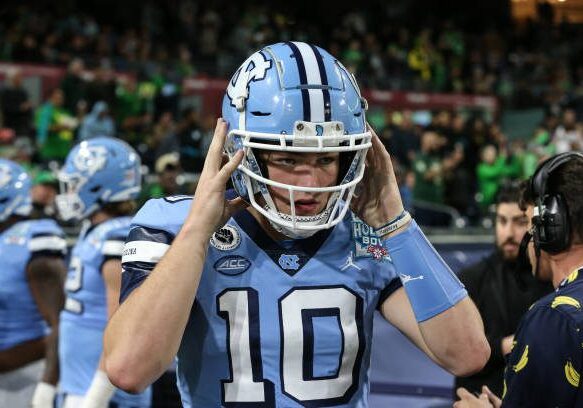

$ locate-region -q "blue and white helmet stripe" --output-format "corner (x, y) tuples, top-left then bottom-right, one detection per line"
(285, 41), (333, 123)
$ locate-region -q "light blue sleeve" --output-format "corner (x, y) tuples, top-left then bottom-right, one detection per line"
(382, 220), (467, 322)
(28, 219), (67, 257)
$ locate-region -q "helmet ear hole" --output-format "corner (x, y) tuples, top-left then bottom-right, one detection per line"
(0, 197), (8, 204)
(90, 185), (101, 193)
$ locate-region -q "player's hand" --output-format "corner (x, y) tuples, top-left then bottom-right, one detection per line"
(453, 387), (499, 408)
(185, 118), (247, 239)
(351, 123), (405, 229)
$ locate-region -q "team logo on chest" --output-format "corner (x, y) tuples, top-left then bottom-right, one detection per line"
(278, 254), (300, 270)
(210, 225), (241, 251)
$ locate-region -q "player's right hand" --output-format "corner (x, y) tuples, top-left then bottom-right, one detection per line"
(185, 118), (247, 239)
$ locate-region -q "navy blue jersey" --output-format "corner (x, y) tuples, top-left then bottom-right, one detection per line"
(121, 197), (401, 407)
(0, 219), (66, 351)
(502, 268), (583, 406)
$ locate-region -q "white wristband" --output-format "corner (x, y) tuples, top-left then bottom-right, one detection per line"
(31, 382), (56, 408)
(80, 370), (116, 408)
(375, 211), (412, 237)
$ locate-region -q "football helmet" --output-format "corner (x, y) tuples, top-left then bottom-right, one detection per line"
(56, 137), (142, 222)
(0, 159), (32, 222)
(222, 41), (371, 238)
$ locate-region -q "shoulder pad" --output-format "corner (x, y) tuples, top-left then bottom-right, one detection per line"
(132, 198), (191, 236)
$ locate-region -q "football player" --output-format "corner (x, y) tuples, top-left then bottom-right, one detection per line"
(55, 138), (151, 408)
(0, 159), (67, 408)
(105, 42), (490, 407)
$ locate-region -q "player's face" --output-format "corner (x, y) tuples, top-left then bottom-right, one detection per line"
(525, 205), (553, 281)
(262, 151), (340, 216)
(495, 202), (529, 261)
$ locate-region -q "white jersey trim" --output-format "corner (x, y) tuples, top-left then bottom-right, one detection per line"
(122, 240), (170, 264)
(102, 240), (125, 257)
(28, 236), (66, 253)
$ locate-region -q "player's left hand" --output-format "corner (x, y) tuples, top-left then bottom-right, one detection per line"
(186, 118), (247, 239)
(453, 386), (500, 408)
(350, 124), (405, 229)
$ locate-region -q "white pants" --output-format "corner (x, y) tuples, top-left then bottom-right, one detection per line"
(0, 359), (44, 407)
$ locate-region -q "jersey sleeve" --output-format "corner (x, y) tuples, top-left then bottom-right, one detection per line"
(27, 219), (67, 259)
(503, 304), (583, 406)
(376, 276), (403, 309)
(119, 198), (190, 303)
(102, 225), (130, 262)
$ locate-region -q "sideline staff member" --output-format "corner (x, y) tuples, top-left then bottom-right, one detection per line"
(456, 152), (583, 407)
(455, 181), (551, 397)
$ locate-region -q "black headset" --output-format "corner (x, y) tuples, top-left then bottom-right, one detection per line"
(529, 152), (583, 254)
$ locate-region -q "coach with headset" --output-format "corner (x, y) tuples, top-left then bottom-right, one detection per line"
(456, 152), (583, 407)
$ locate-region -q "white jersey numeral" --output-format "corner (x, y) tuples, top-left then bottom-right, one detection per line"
(64, 257), (83, 314)
(217, 286), (363, 406)
(218, 289), (267, 403)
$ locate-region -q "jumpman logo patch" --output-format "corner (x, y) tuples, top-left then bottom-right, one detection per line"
(341, 251), (362, 271)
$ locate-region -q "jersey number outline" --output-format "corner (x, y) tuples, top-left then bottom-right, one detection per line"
(217, 285), (364, 407)
(64, 256), (84, 314)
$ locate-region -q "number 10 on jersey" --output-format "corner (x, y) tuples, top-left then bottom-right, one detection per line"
(217, 286), (365, 406)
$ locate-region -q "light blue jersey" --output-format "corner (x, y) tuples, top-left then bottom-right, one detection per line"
(0, 219), (66, 351)
(59, 217), (151, 407)
(121, 197), (402, 407)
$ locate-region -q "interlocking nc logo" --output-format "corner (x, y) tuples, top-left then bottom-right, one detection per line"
(315, 125), (323, 136)
(278, 254), (300, 270)
(73, 145), (108, 175)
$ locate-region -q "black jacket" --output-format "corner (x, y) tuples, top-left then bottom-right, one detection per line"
(454, 251), (553, 397)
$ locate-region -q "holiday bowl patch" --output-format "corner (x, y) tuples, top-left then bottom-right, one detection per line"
(351, 214), (391, 262)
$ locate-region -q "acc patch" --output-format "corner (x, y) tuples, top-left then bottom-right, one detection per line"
(210, 225), (241, 251)
(351, 214), (391, 262)
(214, 255), (251, 276)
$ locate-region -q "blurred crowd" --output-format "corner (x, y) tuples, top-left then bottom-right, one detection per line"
(378, 107), (582, 225)
(1, 2), (582, 107)
(0, 1), (582, 225)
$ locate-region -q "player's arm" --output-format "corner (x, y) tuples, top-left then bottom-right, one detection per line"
(380, 286), (487, 376)
(28, 255), (67, 408)
(353, 126), (490, 376)
(104, 119), (246, 393)
(26, 256), (66, 383)
(81, 253), (125, 408)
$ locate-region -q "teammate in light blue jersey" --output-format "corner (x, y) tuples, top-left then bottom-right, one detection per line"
(55, 137), (151, 408)
(105, 42), (490, 407)
(0, 159), (67, 408)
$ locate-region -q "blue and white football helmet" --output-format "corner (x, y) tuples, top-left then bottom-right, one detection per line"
(0, 159), (32, 222)
(222, 41), (372, 238)
(56, 137), (142, 222)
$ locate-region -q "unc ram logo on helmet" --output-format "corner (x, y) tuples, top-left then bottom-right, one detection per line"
(222, 41), (371, 239)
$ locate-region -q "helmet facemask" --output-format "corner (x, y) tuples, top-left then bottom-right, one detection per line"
(227, 121), (371, 238)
